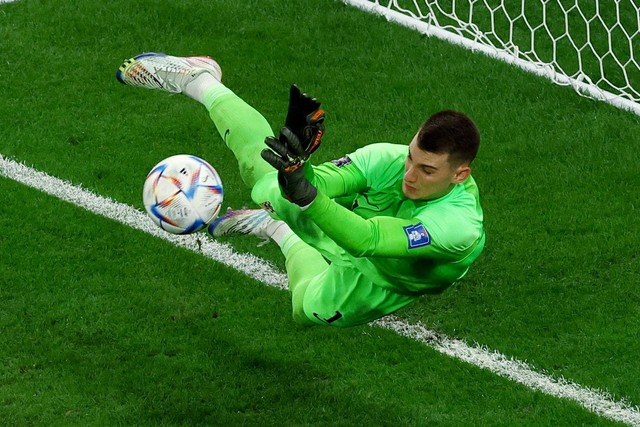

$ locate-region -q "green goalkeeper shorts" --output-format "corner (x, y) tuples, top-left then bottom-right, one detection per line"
(252, 172), (415, 327)
(300, 263), (415, 327)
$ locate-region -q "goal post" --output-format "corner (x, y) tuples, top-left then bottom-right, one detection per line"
(343, 0), (640, 116)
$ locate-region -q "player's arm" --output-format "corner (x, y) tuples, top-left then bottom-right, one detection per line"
(262, 85), (368, 200)
(304, 191), (460, 259)
(311, 160), (367, 199)
(277, 84), (367, 198)
(261, 136), (472, 259)
(260, 136), (471, 259)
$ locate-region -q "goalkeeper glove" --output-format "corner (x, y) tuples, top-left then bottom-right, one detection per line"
(283, 84), (325, 161)
(261, 132), (318, 207)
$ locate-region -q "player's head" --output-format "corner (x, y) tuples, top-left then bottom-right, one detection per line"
(403, 110), (480, 200)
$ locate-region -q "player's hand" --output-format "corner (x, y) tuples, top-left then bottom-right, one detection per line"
(282, 84), (325, 161)
(261, 134), (317, 207)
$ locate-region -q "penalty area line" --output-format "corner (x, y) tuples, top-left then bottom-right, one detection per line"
(1, 154), (639, 426)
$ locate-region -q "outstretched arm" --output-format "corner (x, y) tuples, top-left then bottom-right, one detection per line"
(303, 191), (452, 259)
(311, 160), (367, 199)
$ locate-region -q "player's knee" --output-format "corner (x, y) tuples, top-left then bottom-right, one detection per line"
(251, 173), (275, 200)
(291, 295), (318, 326)
(291, 307), (316, 326)
(299, 298), (351, 328)
(290, 281), (316, 326)
(302, 296), (376, 328)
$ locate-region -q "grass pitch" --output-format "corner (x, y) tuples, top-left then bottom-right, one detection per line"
(1, 0), (639, 425)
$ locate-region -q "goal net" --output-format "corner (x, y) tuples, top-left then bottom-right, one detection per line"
(344, 0), (640, 116)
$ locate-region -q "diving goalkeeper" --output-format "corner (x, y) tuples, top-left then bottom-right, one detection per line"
(117, 53), (485, 328)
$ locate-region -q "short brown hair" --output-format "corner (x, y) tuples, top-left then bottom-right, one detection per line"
(417, 110), (480, 166)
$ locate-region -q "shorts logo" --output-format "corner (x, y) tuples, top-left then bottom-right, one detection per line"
(403, 223), (431, 249)
(330, 156), (352, 168)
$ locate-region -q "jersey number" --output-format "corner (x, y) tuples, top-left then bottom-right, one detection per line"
(313, 311), (343, 324)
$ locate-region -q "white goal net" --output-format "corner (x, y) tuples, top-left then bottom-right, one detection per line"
(344, 0), (640, 116)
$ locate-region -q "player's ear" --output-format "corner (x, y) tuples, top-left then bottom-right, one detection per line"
(452, 164), (471, 184)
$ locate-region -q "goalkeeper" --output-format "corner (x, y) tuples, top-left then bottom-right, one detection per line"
(117, 53), (485, 328)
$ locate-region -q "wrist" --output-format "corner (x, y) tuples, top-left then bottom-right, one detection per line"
(302, 189), (329, 214)
(295, 183), (317, 208)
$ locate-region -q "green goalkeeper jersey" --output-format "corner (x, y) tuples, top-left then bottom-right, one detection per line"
(305, 143), (485, 296)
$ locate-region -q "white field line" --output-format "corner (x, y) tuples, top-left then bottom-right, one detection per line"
(1, 154), (639, 426)
(0, 155), (286, 289)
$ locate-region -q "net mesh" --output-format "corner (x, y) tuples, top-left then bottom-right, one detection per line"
(349, 0), (640, 113)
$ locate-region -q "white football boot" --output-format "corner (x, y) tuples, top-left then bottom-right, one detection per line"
(116, 52), (222, 93)
(208, 209), (275, 240)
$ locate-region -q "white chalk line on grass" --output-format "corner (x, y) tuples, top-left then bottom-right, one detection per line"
(1, 154), (638, 426)
(0, 155), (286, 290)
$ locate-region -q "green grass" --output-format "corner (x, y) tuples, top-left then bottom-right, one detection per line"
(0, 177), (617, 426)
(1, 0), (639, 424)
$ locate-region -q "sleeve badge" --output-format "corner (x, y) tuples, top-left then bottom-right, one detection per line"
(403, 223), (431, 249)
(330, 156), (352, 168)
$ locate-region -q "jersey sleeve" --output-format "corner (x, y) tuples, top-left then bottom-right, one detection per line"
(304, 192), (479, 259)
(310, 143), (405, 199)
(310, 159), (367, 199)
(349, 143), (408, 190)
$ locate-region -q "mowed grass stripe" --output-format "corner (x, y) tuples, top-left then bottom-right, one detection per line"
(2, 154), (638, 426)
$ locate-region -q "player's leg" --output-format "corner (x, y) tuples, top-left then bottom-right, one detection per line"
(301, 265), (416, 328)
(201, 86), (274, 188)
(208, 207), (415, 327)
(116, 53), (349, 264)
(116, 53), (335, 226)
(208, 208), (329, 326)
(250, 173), (352, 265)
(116, 53), (273, 188)
(280, 236), (330, 325)
(288, 252), (416, 327)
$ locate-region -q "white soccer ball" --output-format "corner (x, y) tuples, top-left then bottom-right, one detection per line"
(143, 154), (224, 234)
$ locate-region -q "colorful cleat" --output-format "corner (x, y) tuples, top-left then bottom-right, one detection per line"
(116, 52), (222, 93)
(208, 209), (274, 240)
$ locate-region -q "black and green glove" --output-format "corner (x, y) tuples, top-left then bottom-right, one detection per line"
(261, 131), (318, 207)
(282, 84), (325, 161)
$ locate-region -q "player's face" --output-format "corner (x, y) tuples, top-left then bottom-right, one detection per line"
(402, 135), (471, 200)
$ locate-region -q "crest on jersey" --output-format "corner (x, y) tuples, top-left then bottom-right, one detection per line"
(330, 156), (352, 168)
(403, 223), (431, 249)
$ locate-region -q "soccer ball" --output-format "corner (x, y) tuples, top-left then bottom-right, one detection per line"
(143, 154), (224, 234)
